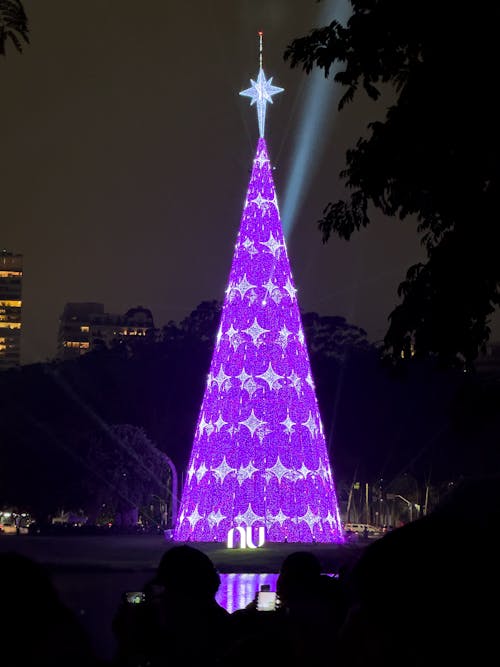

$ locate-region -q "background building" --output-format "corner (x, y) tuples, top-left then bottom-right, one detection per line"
(0, 251), (23, 371)
(57, 302), (103, 359)
(57, 303), (155, 360)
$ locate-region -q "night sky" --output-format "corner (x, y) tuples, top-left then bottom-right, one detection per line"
(3, 1), (496, 365)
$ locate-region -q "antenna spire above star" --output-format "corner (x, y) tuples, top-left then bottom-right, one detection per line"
(239, 31), (284, 138)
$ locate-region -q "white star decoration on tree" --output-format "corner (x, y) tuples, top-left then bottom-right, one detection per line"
(248, 289), (258, 305)
(244, 377), (258, 397)
(252, 192), (271, 211)
(237, 461), (259, 485)
(298, 462), (315, 479)
(233, 273), (257, 299)
(239, 409), (267, 437)
(267, 508), (290, 527)
(324, 510), (338, 529)
(242, 236), (258, 256)
(212, 365), (231, 391)
(212, 455), (237, 483)
(234, 503), (264, 526)
(276, 325), (293, 350)
(236, 368), (259, 397)
(239, 68), (284, 138)
(280, 412), (296, 436)
(257, 362), (284, 390)
(214, 414), (227, 432)
(198, 413), (214, 438)
(187, 462), (196, 484)
(187, 504), (203, 529)
(298, 506), (321, 530)
(284, 276), (297, 300)
(207, 509), (227, 528)
(195, 462), (208, 483)
(288, 370), (302, 396)
(265, 455), (293, 483)
(271, 289), (282, 305)
(225, 324), (243, 351)
(260, 232), (283, 257)
(302, 411), (319, 438)
(316, 459), (332, 482)
(236, 368), (252, 387)
(305, 371), (315, 389)
(243, 318), (269, 346)
(262, 277), (279, 299)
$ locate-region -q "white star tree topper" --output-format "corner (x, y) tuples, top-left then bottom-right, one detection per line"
(239, 32), (284, 138)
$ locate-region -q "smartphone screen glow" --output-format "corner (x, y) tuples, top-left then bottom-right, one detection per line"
(257, 591), (276, 611)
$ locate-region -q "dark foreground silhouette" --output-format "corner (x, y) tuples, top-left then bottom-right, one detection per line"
(0, 551), (99, 667)
(335, 476), (500, 666)
(3, 475), (499, 667)
(112, 545), (231, 667)
(223, 550), (348, 666)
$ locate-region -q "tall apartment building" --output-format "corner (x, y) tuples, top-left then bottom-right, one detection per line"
(0, 251), (23, 371)
(57, 303), (155, 360)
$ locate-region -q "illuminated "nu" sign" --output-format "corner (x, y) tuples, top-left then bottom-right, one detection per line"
(227, 526), (266, 549)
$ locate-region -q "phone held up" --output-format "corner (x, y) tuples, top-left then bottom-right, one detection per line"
(124, 591), (146, 605)
(256, 584), (278, 612)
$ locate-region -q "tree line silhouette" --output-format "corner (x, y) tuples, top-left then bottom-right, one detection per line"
(0, 300), (498, 522)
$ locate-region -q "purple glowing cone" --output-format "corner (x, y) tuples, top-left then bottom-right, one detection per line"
(174, 138), (344, 543)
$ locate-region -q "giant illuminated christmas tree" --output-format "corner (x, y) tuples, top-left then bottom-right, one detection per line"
(174, 35), (343, 543)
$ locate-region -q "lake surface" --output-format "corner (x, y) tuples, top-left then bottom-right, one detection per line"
(217, 572), (279, 612)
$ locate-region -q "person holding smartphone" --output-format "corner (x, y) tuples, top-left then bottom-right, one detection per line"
(225, 581), (288, 666)
(112, 546), (231, 667)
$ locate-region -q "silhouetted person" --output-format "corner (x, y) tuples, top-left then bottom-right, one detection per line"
(0, 552), (98, 667)
(225, 581), (286, 665)
(277, 551), (347, 663)
(225, 551), (347, 667)
(113, 545), (230, 667)
(335, 476), (500, 667)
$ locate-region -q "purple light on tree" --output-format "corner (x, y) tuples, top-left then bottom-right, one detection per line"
(174, 38), (343, 543)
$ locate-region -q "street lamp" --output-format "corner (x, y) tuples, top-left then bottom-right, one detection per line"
(386, 493), (413, 523)
(160, 453), (178, 529)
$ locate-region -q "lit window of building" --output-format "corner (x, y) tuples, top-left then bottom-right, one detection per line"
(0, 271), (22, 278)
(0, 251), (22, 371)
(0, 300), (22, 307)
(63, 341), (90, 349)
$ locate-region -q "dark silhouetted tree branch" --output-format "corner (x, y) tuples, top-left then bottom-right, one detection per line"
(285, 0), (500, 367)
(0, 0), (28, 56)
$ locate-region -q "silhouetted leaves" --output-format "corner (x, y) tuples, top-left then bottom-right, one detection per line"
(285, 0), (500, 366)
(0, 0), (28, 56)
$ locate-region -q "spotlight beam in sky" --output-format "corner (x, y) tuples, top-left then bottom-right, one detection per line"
(281, 0), (351, 238)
